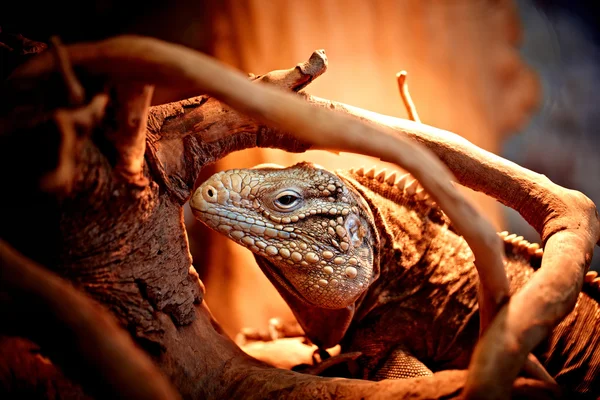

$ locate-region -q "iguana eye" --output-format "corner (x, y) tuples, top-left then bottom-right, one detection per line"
(274, 191), (302, 211)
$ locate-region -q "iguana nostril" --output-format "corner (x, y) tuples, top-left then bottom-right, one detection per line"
(203, 185), (217, 202)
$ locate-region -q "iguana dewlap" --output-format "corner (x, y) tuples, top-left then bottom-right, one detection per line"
(190, 162), (600, 397)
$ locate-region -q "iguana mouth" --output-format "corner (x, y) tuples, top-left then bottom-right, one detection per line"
(193, 207), (328, 307)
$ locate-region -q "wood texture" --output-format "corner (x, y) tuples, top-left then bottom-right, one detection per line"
(0, 34), (595, 399)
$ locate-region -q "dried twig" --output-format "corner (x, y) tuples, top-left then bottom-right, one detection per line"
(396, 71), (421, 123)
(11, 36), (109, 194)
(49, 36), (85, 106)
(252, 49), (328, 92)
(43, 94), (109, 193)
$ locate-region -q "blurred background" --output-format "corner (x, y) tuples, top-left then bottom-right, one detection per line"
(2, 0), (598, 340)
(503, 0), (600, 269)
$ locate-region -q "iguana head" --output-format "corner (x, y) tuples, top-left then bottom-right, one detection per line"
(190, 162), (379, 310)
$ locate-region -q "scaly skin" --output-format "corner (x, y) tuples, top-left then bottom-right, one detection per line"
(190, 162), (600, 398)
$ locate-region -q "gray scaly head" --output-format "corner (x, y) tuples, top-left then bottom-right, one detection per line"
(190, 162), (380, 310)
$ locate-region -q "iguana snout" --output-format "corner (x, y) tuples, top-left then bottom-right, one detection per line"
(190, 162), (378, 309)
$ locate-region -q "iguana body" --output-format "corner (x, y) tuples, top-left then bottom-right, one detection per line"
(190, 162), (600, 397)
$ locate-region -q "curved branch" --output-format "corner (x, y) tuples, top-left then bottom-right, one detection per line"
(395, 69), (554, 387)
(0, 93), (109, 195)
(301, 97), (600, 399)
(0, 237), (564, 400)
(0, 239), (180, 400)
(49, 36), (85, 106)
(0, 229), (564, 400)
(6, 36), (598, 398)
(142, 50), (325, 203)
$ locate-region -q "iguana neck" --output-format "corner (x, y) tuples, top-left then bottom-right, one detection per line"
(336, 167), (563, 320)
(252, 254), (356, 349)
(336, 168), (461, 319)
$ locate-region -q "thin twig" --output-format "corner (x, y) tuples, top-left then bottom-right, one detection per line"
(396, 71), (421, 123)
(50, 36), (85, 106)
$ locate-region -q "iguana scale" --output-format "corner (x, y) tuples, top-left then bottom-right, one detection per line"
(190, 162), (600, 398)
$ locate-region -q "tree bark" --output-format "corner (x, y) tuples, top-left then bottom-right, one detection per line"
(0, 35), (595, 399)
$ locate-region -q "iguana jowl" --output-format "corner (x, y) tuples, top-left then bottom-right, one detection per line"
(190, 162), (600, 397)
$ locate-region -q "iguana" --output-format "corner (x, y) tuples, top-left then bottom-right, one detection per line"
(189, 162), (600, 397)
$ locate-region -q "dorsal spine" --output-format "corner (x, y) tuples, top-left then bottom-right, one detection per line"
(347, 165), (600, 296)
(349, 165), (543, 262)
(350, 166), (434, 207)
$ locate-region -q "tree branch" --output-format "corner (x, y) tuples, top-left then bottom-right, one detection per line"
(12, 39), (510, 326)
(0, 239), (180, 400)
(5, 36), (598, 398)
(396, 71), (421, 123)
(252, 49), (328, 92)
(302, 96), (599, 399)
(395, 69), (554, 388)
(49, 36), (84, 106)
(105, 83), (155, 185)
